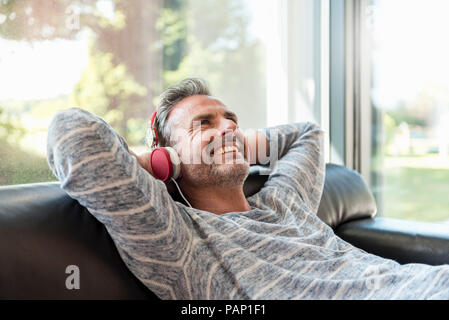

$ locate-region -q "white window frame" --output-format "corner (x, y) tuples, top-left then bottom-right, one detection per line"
(330, 0), (373, 183)
(265, 0), (331, 163)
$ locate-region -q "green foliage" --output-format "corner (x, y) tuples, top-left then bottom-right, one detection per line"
(1, 0), (162, 141)
(29, 97), (70, 119)
(2, 0), (266, 136)
(157, 6), (186, 71)
(71, 43), (147, 139)
(0, 136), (55, 185)
(1, 0), (267, 186)
(126, 117), (148, 146)
(0, 0), (71, 41)
(0, 106), (26, 144)
(160, 0), (266, 129)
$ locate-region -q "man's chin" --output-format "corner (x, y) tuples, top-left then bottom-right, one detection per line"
(213, 161), (249, 172)
(210, 162), (249, 184)
(181, 158), (250, 188)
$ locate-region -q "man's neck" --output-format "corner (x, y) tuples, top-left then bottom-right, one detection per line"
(181, 184), (251, 215)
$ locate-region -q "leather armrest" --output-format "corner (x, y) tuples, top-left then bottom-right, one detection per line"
(336, 217), (449, 266)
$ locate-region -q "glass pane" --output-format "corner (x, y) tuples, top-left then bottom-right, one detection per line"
(0, 0), (268, 186)
(370, 0), (449, 222)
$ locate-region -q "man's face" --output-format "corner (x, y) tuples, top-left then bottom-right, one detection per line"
(167, 95), (250, 188)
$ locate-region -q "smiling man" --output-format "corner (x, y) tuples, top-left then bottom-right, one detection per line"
(148, 93), (256, 214)
(47, 78), (449, 300)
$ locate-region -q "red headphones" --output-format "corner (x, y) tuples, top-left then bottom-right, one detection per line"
(149, 110), (181, 182)
(149, 109), (254, 181)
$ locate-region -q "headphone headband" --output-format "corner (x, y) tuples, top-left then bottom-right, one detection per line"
(150, 110), (159, 148)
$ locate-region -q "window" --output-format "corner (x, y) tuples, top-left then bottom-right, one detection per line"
(369, 0), (449, 222)
(329, 0), (449, 223)
(0, 0), (328, 186)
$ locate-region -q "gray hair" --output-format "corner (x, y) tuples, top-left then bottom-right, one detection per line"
(150, 78), (211, 148)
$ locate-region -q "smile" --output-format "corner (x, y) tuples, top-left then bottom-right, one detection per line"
(217, 146), (238, 155)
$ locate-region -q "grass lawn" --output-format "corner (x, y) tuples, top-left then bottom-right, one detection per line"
(0, 138), (56, 186)
(383, 156), (449, 222)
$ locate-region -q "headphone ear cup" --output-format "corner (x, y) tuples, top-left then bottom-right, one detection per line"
(150, 147), (181, 182)
(164, 147), (181, 180)
(150, 147), (172, 182)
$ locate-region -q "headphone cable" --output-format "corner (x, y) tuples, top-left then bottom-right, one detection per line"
(170, 177), (193, 208)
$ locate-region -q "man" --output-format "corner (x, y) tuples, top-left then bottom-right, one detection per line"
(47, 78), (449, 300)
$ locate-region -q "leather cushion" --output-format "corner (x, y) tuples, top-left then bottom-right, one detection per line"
(0, 182), (156, 299)
(316, 164), (377, 228)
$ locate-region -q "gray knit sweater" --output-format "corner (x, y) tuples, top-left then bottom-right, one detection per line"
(47, 107), (449, 300)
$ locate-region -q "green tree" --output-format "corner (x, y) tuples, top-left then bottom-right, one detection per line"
(1, 0), (266, 137)
(71, 43), (147, 141)
(0, 0), (164, 141)
(0, 106), (26, 144)
(159, 0), (266, 129)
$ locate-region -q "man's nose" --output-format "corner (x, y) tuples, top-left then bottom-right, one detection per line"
(219, 118), (238, 137)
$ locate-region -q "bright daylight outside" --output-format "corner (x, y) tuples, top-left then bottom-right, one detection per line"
(370, 0), (449, 222)
(1, 0), (448, 223)
(0, 0), (268, 186)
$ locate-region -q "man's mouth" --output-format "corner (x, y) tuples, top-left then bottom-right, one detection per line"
(209, 142), (241, 156)
(217, 145), (239, 155)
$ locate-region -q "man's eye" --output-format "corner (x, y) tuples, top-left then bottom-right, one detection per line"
(201, 119), (210, 125)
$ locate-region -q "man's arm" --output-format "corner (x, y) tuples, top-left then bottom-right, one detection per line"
(46, 107), (191, 298)
(258, 122), (326, 214)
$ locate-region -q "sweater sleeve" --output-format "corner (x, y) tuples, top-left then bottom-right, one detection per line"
(46, 107), (192, 298)
(260, 122), (326, 214)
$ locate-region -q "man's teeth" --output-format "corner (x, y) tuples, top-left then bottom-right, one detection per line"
(218, 146), (238, 154)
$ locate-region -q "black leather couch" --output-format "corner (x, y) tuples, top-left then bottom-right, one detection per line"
(1, 163), (449, 299)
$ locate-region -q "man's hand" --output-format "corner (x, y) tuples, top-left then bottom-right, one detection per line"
(129, 150), (177, 194)
(129, 150), (153, 176)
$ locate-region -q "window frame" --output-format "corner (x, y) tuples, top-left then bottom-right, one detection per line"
(265, 0), (331, 163)
(330, 0), (373, 182)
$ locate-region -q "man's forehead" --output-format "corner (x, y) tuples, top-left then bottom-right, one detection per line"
(169, 95), (231, 126)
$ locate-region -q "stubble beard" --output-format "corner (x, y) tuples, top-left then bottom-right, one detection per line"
(186, 160), (250, 188)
